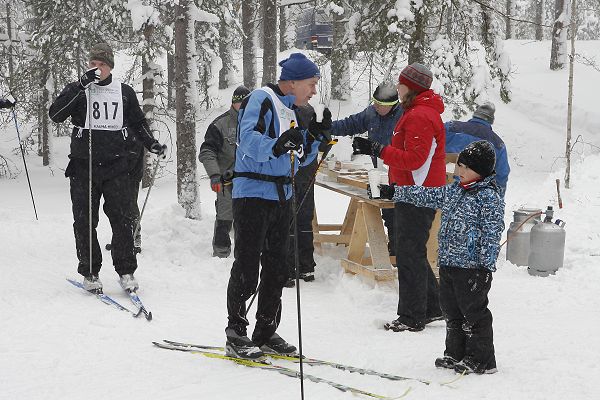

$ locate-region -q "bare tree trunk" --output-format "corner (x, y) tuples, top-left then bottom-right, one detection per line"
(261, 0), (277, 86)
(37, 93), (43, 156)
(506, 0), (512, 39)
(218, 16), (232, 89)
(446, 4), (453, 37)
(167, 51), (175, 109)
(40, 46), (51, 166)
(550, 0), (569, 70)
(331, 9), (350, 101)
(41, 85), (50, 166)
(408, 5), (425, 64)
(565, 0), (576, 188)
(6, 1), (14, 89)
(175, 0), (200, 219)
(142, 23), (156, 189)
(242, 0), (257, 90)
(279, 5), (288, 52)
(535, 0), (544, 40)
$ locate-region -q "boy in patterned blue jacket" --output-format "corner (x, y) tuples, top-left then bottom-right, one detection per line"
(378, 140), (505, 374)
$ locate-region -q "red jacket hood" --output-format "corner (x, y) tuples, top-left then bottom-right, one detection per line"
(407, 89), (445, 115)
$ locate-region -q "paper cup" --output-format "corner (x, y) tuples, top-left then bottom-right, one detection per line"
(380, 172), (388, 185)
(368, 169), (381, 198)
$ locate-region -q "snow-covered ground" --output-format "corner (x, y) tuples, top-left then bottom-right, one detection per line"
(1, 41), (599, 399)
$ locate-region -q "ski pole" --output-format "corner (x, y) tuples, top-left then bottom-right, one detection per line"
(87, 89), (93, 277)
(134, 156), (160, 240)
(290, 147), (306, 400)
(11, 107), (38, 220)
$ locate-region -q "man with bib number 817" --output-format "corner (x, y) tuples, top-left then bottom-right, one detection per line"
(49, 43), (166, 294)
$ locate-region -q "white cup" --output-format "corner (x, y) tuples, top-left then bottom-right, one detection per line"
(368, 169), (381, 198)
(380, 172), (388, 185)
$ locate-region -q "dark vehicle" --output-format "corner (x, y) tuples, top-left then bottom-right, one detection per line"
(295, 8), (332, 54)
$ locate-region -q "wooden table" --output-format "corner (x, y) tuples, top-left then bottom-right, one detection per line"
(313, 154), (458, 282)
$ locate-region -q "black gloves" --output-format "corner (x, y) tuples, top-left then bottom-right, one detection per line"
(367, 183), (395, 200)
(378, 184), (396, 200)
(273, 127), (304, 157)
(79, 68), (101, 89)
(0, 97), (16, 109)
(150, 142), (167, 159)
(308, 108), (334, 154)
(309, 107), (332, 139)
(352, 137), (385, 158)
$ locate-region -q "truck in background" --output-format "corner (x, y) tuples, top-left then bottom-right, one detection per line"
(295, 8), (332, 55)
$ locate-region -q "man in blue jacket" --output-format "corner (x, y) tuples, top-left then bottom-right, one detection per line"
(445, 102), (510, 196)
(331, 82), (403, 256)
(225, 53), (330, 360)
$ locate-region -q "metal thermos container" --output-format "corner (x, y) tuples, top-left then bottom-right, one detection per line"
(506, 208), (542, 266)
(528, 206), (566, 276)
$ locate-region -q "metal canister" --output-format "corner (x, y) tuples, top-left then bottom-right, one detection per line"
(528, 206), (566, 276)
(506, 208), (542, 266)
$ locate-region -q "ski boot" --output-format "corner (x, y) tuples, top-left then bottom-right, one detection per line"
(83, 275), (103, 293)
(259, 333), (297, 355)
(119, 274), (139, 292)
(435, 356), (460, 370)
(225, 328), (265, 361)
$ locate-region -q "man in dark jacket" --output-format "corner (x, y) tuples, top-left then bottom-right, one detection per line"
(444, 102), (510, 196)
(49, 43), (166, 293)
(199, 85), (250, 258)
(331, 82), (403, 256)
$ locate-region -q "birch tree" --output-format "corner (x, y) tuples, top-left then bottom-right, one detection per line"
(174, 0), (200, 219)
(550, 0), (570, 70)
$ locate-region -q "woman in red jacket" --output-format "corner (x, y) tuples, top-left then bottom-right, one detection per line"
(353, 63), (445, 332)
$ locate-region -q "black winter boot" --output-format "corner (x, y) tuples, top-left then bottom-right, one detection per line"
(454, 357), (497, 374)
(435, 356), (459, 370)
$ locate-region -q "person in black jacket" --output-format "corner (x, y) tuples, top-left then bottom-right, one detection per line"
(49, 43), (165, 293)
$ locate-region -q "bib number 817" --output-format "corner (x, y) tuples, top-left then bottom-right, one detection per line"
(92, 101), (119, 120)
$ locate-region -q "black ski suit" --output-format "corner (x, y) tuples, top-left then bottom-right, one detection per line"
(49, 75), (158, 277)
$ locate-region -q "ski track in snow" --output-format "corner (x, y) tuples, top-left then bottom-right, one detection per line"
(1, 41), (599, 399)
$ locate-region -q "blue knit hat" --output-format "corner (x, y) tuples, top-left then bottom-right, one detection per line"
(279, 53), (320, 81)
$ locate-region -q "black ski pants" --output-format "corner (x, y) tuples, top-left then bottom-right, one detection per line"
(227, 197), (291, 345)
(394, 202), (441, 326)
(67, 158), (137, 277)
(288, 158), (317, 275)
(440, 267), (495, 368)
(382, 208), (395, 256)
